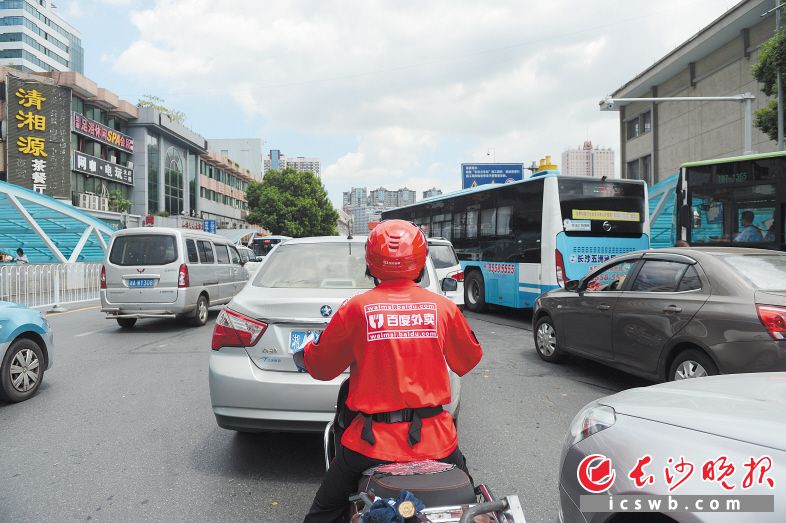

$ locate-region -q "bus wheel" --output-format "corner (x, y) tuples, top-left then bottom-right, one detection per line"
(464, 271), (487, 312)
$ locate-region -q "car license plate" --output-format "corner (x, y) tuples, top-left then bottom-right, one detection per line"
(289, 330), (322, 353)
(128, 278), (155, 288)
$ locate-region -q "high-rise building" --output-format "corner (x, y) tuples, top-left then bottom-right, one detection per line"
(0, 0), (84, 73)
(397, 188), (416, 206)
(423, 188), (442, 199)
(264, 150), (321, 178)
(343, 187), (367, 208)
(561, 141), (615, 178)
(369, 187), (398, 208)
(208, 138), (263, 180)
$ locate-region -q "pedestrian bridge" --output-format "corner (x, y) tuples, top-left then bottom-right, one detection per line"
(0, 181), (114, 264)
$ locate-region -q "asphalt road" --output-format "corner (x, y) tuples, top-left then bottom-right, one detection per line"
(0, 303), (650, 523)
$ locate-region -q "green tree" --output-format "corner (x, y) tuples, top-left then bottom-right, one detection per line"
(246, 167), (339, 237)
(752, 26), (786, 141)
(137, 94), (186, 124)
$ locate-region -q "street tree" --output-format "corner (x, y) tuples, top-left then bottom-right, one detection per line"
(752, 26), (786, 141)
(246, 168), (338, 237)
(137, 94), (187, 124)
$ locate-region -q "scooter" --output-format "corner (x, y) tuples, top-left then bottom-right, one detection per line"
(323, 380), (527, 523)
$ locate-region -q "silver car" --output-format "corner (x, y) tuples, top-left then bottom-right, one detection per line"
(559, 373), (786, 522)
(101, 227), (249, 328)
(209, 235), (461, 432)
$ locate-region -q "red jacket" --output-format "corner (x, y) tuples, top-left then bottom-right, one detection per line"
(304, 279), (482, 462)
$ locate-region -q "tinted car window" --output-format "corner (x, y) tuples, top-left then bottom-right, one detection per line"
(585, 260), (636, 292)
(720, 254), (786, 290)
(630, 261), (687, 292)
(430, 244), (459, 269)
(197, 241), (214, 263)
(109, 235), (177, 266)
(215, 245), (230, 264)
(186, 239), (199, 263)
(677, 265), (702, 291)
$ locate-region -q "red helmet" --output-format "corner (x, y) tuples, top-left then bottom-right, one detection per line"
(366, 220), (428, 281)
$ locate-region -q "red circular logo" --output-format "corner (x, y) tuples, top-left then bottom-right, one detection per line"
(577, 454), (616, 493)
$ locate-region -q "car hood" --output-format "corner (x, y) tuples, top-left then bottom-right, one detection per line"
(232, 286), (364, 321)
(599, 373), (786, 452)
(0, 301), (28, 311)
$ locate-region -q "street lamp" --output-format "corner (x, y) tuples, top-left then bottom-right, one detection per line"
(599, 93), (756, 154)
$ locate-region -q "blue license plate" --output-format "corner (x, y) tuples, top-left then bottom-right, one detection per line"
(289, 330), (322, 353)
(128, 278), (155, 288)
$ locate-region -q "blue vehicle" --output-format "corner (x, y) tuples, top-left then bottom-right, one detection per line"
(383, 173), (650, 311)
(0, 302), (53, 403)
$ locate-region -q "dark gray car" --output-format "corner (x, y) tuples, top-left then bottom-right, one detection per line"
(533, 247), (786, 382)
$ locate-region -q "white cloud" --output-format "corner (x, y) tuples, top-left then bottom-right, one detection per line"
(113, 0), (741, 203)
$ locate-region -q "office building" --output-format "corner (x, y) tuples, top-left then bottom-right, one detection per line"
(423, 188), (442, 199)
(561, 141), (615, 178)
(0, 0), (83, 73)
(369, 187), (398, 208)
(199, 150), (253, 229)
(264, 149), (321, 177)
(346, 206), (382, 236)
(208, 138), (263, 180)
(610, 0), (776, 184)
(343, 187), (367, 208)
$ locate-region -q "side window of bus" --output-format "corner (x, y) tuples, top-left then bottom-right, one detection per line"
(197, 240), (215, 263)
(215, 244), (230, 264)
(186, 239), (199, 263)
(497, 206), (512, 236)
(480, 208), (496, 237)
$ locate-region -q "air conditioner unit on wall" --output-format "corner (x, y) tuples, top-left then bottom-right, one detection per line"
(97, 197), (109, 212)
(78, 193), (91, 209)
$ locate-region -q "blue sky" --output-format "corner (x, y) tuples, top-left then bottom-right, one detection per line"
(59, 0), (741, 208)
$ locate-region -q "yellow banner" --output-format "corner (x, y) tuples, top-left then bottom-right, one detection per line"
(572, 209), (640, 222)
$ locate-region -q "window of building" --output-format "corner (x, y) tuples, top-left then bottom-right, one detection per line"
(642, 111), (652, 133)
(626, 111), (652, 140)
(164, 147), (185, 216)
(627, 159), (640, 181)
(641, 155), (652, 185)
(147, 134), (160, 213)
(626, 117), (640, 140)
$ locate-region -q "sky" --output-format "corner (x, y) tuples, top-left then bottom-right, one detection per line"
(57, 0), (742, 208)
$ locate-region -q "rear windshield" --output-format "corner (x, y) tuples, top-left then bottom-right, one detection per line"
(720, 254), (786, 289)
(109, 235), (178, 266)
(254, 242), (374, 289)
(253, 242), (430, 289)
(430, 244), (459, 269)
(558, 179), (645, 237)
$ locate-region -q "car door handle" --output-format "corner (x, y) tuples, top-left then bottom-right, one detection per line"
(663, 305), (682, 313)
(597, 304), (611, 311)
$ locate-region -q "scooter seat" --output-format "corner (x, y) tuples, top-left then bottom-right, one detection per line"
(359, 460), (475, 508)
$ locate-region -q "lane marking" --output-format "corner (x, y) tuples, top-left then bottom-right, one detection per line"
(47, 305), (100, 316)
(75, 330), (101, 337)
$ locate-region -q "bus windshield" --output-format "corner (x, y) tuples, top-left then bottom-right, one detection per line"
(558, 179), (645, 237)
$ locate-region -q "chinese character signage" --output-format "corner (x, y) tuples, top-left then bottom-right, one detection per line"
(461, 163), (524, 189)
(72, 151), (133, 185)
(6, 75), (71, 198)
(72, 112), (134, 154)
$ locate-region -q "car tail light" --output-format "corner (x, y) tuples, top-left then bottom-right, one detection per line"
(211, 308), (268, 350)
(178, 264), (189, 288)
(757, 304), (786, 340)
(555, 249), (566, 287)
(100, 265), (106, 289)
(450, 271), (464, 282)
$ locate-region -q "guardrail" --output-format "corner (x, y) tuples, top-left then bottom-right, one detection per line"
(0, 263), (102, 309)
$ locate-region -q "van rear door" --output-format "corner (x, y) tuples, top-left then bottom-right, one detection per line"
(105, 233), (180, 304)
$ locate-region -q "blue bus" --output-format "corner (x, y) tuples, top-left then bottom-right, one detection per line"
(382, 173), (650, 312)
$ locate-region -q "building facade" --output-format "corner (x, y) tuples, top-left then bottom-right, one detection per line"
(0, 0), (83, 73)
(199, 150), (252, 229)
(561, 141), (615, 178)
(208, 138), (263, 180)
(0, 68), (138, 229)
(127, 106), (207, 219)
(343, 186), (367, 208)
(611, 0), (777, 185)
(423, 188), (442, 199)
(264, 149), (321, 177)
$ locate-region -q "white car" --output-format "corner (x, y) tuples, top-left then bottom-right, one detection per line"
(428, 238), (464, 308)
(208, 235), (461, 432)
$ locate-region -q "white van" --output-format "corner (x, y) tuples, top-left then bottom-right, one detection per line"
(100, 227), (249, 328)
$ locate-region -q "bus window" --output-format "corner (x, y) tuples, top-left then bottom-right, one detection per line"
(689, 184), (775, 244)
(558, 179), (645, 236)
(480, 208), (496, 237)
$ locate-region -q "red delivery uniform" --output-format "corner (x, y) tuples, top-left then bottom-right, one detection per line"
(301, 220), (482, 522)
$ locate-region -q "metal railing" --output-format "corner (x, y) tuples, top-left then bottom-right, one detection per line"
(0, 263), (102, 309)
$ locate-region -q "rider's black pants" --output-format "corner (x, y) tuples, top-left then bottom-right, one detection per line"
(303, 444), (471, 523)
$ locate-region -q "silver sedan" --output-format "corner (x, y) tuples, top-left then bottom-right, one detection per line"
(208, 235), (461, 432)
(559, 373), (786, 522)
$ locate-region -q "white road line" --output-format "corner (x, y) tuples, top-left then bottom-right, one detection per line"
(47, 305), (101, 316)
(75, 330), (100, 337)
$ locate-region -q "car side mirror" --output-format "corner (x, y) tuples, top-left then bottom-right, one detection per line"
(441, 278), (458, 292)
(564, 279), (580, 292)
